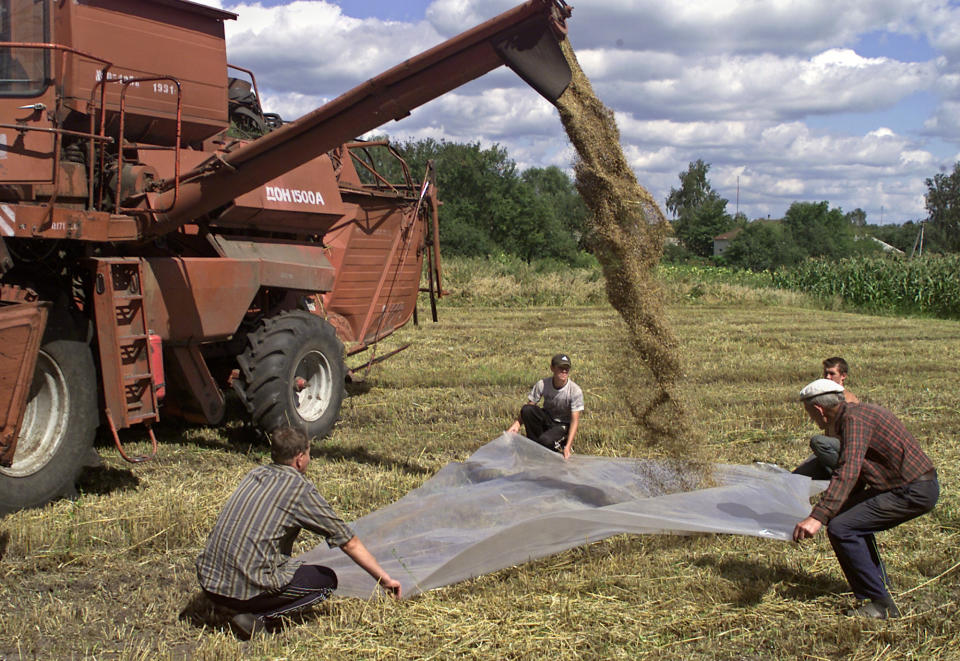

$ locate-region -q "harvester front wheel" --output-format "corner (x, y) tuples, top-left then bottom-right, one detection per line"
(235, 311), (346, 439)
(0, 338), (98, 514)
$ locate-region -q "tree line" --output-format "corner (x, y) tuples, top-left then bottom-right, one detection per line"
(666, 159), (959, 271)
(364, 138), (592, 266)
(374, 137), (958, 270)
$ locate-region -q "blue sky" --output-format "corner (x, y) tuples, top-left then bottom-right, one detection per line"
(198, 0), (960, 224)
(248, 0), (429, 20)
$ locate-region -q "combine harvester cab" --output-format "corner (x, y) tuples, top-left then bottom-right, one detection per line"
(0, 0), (573, 513)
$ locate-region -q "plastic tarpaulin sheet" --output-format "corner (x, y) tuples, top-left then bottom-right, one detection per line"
(299, 433), (824, 599)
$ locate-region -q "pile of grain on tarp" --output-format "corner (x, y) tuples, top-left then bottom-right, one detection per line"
(555, 40), (703, 467)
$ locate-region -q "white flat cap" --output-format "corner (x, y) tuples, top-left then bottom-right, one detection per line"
(799, 378), (845, 401)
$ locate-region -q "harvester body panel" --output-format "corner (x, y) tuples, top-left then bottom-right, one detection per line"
(214, 155), (356, 234)
(56, 0), (231, 145)
(322, 190), (428, 350)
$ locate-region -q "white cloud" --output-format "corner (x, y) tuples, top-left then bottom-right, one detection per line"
(407, 90), (560, 138)
(430, 0), (928, 56)
(259, 91), (330, 121)
(911, 0), (960, 61)
(216, 1), (445, 94)
(188, 0), (955, 222)
(583, 48), (934, 122)
(923, 99), (960, 144)
(624, 144), (679, 172)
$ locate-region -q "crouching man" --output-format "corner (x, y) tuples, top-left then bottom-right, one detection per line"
(792, 379), (939, 619)
(793, 357), (860, 480)
(507, 352), (584, 460)
(196, 427), (401, 638)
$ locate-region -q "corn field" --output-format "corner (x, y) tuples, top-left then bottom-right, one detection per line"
(772, 255), (960, 319)
(657, 263), (775, 288)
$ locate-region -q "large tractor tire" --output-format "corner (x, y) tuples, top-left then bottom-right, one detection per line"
(0, 338), (98, 514)
(234, 311), (346, 439)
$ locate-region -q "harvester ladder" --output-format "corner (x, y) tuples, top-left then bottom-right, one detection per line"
(92, 258), (158, 462)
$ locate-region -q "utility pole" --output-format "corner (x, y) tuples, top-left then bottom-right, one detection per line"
(910, 219), (925, 258)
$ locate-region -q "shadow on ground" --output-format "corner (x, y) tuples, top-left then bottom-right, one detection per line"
(178, 589), (335, 639)
(692, 555), (848, 605)
(345, 380), (373, 397)
(93, 419), (268, 455)
(313, 444), (432, 476)
(76, 464), (141, 497)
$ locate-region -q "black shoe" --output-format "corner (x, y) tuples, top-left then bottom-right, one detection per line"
(229, 612), (266, 640)
(845, 600), (900, 619)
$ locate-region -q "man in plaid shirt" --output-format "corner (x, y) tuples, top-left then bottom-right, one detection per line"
(792, 379), (939, 619)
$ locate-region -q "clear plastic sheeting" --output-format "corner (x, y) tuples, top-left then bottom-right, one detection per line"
(299, 433), (824, 599)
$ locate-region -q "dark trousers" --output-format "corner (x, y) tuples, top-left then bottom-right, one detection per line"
(206, 564), (338, 619)
(793, 435), (841, 480)
(520, 404), (567, 452)
(827, 476), (939, 602)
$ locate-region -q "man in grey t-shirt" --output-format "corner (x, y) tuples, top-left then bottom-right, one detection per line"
(507, 353), (584, 459)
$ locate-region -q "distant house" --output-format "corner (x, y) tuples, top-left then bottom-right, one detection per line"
(663, 221), (679, 247)
(712, 228), (742, 257)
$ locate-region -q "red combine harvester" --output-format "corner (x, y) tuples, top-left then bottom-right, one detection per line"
(0, 0), (573, 512)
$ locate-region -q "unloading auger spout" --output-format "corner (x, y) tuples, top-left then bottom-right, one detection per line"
(145, 0), (573, 235)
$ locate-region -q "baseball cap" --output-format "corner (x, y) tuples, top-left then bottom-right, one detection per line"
(551, 353), (572, 369)
(799, 378), (844, 401)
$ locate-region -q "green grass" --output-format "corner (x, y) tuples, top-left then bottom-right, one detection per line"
(439, 254), (607, 307)
(440, 256), (818, 310)
(1, 296), (958, 659)
(772, 254), (960, 319)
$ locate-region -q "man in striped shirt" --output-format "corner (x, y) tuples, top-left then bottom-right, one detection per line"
(197, 427), (401, 638)
(791, 379), (939, 619)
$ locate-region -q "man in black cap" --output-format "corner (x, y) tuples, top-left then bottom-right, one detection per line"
(507, 353), (584, 459)
(792, 378), (938, 619)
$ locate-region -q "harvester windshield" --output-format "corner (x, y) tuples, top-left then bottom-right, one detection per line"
(0, 0), (48, 96)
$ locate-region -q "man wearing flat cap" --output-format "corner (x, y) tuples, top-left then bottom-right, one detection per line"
(793, 357), (860, 480)
(792, 378), (939, 619)
(507, 353), (584, 459)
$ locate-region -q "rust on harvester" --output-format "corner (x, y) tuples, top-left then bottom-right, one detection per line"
(0, 0), (573, 513)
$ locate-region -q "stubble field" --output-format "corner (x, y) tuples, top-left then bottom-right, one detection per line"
(1, 289), (958, 659)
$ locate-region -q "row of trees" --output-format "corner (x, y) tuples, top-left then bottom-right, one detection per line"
(372, 138), (592, 265)
(923, 162), (960, 253)
(664, 159), (864, 269)
(372, 136), (958, 270)
(665, 159), (957, 271)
